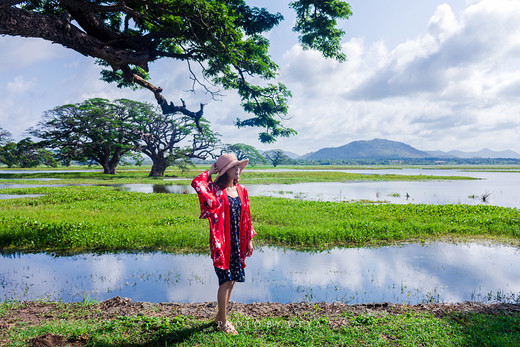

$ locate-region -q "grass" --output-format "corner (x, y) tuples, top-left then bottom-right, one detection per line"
(1, 304), (520, 346)
(0, 185), (518, 253)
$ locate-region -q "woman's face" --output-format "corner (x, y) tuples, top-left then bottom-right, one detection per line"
(226, 163), (241, 180)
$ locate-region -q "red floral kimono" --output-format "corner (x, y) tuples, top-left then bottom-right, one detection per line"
(191, 171), (256, 270)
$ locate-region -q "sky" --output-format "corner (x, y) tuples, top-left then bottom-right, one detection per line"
(1, 0), (520, 156)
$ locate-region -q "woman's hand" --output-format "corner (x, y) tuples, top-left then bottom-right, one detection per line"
(246, 240), (254, 257)
(208, 162), (218, 176)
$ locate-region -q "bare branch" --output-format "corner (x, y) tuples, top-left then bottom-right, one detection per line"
(186, 60), (223, 100)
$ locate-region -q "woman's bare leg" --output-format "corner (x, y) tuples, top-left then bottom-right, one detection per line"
(226, 281), (235, 305)
(215, 280), (235, 326)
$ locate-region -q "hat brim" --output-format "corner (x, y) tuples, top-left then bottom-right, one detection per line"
(215, 158), (249, 181)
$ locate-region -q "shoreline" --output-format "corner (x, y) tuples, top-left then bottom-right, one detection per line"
(5, 296), (520, 323)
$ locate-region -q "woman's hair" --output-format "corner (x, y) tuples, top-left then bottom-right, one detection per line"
(214, 170), (239, 187)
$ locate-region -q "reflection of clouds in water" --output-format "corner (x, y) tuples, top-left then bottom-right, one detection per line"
(2, 243), (520, 303)
(440, 244), (520, 293)
(88, 254), (126, 290)
(256, 247), (281, 271)
(112, 169), (520, 207)
(281, 247), (447, 295)
(261, 244), (520, 303)
(1, 254), (62, 300)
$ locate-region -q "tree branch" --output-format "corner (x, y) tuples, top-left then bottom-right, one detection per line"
(0, 6), (152, 69)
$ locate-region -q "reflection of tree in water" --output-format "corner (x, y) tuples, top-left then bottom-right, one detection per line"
(153, 185), (169, 194)
(152, 185), (191, 194)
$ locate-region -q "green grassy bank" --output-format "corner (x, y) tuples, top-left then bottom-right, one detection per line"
(0, 185), (518, 253)
(1, 301), (519, 346)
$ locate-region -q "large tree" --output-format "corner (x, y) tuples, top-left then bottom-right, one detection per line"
(1, 0), (351, 143)
(264, 149), (292, 167)
(30, 98), (146, 174)
(136, 106), (219, 177)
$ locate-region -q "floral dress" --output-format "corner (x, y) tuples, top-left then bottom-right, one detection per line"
(214, 196), (245, 285)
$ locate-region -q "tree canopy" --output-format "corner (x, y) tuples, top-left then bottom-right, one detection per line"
(222, 143), (264, 166)
(29, 98), (218, 175)
(0, 137), (57, 168)
(1, 0), (351, 143)
(30, 98), (148, 174)
(136, 104), (219, 177)
(0, 128), (12, 146)
(264, 149), (292, 167)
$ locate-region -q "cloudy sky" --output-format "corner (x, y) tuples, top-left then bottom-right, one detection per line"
(1, 0), (519, 155)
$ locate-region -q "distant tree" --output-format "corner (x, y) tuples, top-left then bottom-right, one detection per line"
(264, 149), (292, 167)
(0, 128), (12, 145)
(0, 0), (351, 142)
(222, 143), (265, 166)
(136, 109), (219, 177)
(0, 138), (57, 168)
(30, 98), (146, 174)
(120, 151), (146, 166)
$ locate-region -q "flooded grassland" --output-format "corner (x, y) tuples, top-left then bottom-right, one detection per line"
(0, 166), (519, 345)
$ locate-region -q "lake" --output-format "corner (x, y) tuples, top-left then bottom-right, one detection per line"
(114, 169), (520, 208)
(1, 243), (519, 304)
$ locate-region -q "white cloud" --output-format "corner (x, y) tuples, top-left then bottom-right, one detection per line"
(7, 76), (35, 93)
(0, 37), (68, 70)
(275, 0), (520, 153)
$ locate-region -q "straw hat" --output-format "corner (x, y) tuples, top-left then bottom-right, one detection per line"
(214, 153), (249, 181)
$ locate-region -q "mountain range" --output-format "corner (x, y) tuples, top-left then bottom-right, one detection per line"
(298, 139), (520, 160)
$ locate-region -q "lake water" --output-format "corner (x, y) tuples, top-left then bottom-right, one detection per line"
(1, 243), (519, 304)
(115, 169), (520, 208)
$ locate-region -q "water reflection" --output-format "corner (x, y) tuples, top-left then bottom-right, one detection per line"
(0, 194), (42, 199)
(112, 169), (520, 208)
(115, 184), (191, 194)
(1, 243), (519, 304)
(245, 169), (520, 208)
(1, 169), (519, 207)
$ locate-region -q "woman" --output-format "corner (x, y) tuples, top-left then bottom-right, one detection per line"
(191, 153), (255, 335)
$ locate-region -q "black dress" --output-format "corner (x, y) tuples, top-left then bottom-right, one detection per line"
(214, 196), (245, 286)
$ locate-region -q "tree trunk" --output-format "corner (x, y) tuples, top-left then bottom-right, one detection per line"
(102, 163), (117, 174)
(149, 155), (168, 177)
(102, 149), (122, 174)
(101, 157), (119, 174)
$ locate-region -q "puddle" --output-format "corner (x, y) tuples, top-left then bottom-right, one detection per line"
(0, 194), (42, 199)
(0, 178), (60, 181)
(1, 243), (519, 304)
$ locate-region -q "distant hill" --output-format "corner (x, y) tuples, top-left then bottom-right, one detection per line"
(302, 139), (431, 160)
(282, 151), (301, 159)
(426, 148), (520, 159)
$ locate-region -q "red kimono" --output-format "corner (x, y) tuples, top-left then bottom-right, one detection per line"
(191, 171), (256, 270)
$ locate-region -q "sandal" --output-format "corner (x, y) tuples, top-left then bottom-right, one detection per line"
(216, 321), (238, 335)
